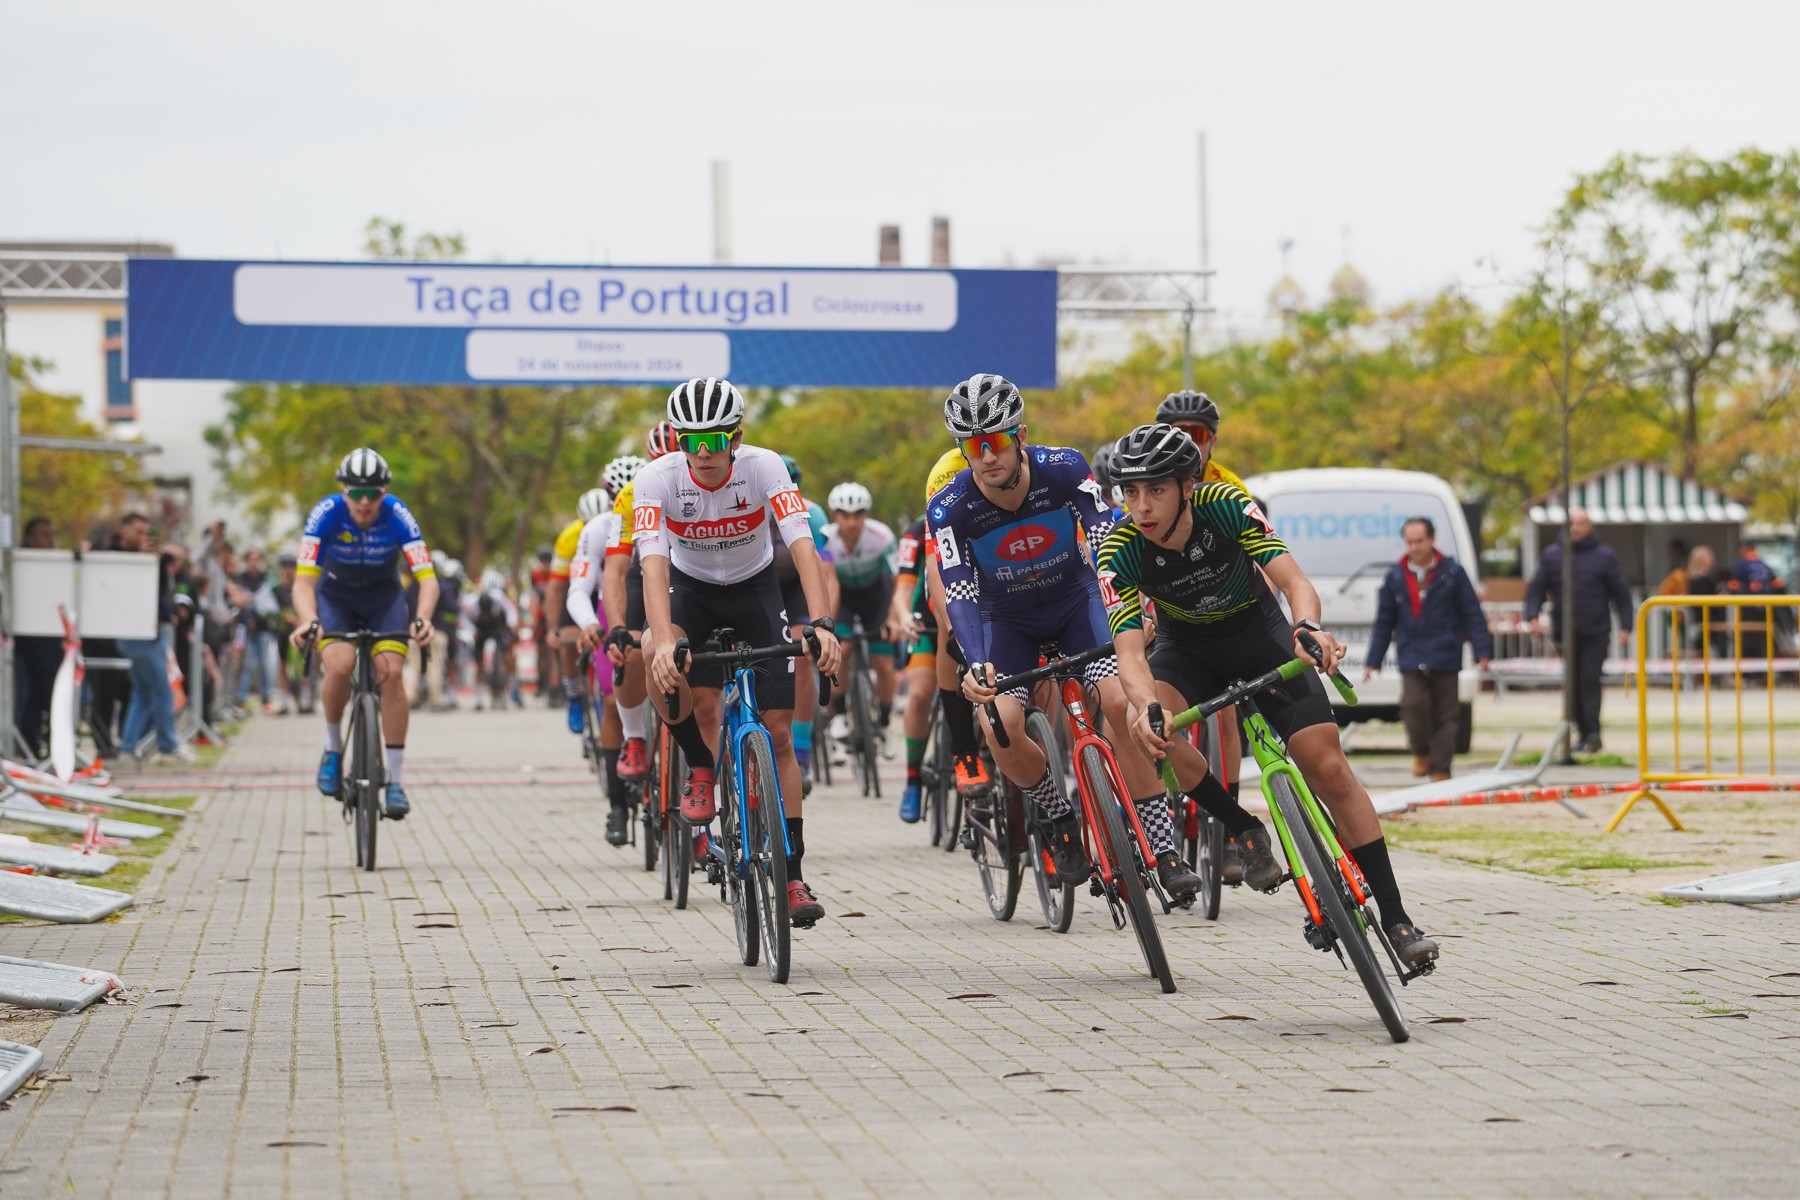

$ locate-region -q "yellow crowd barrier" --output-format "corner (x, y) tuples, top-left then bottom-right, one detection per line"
(1613, 594), (1800, 831)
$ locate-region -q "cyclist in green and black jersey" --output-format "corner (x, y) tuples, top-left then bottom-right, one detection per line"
(1097, 423), (1440, 971)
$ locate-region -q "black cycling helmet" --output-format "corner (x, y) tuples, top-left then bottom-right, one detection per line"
(1154, 390), (1221, 433)
(1109, 423), (1203, 484)
(535, 544), (553, 563)
(1091, 442), (1118, 490)
(943, 373), (1025, 439)
(335, 447), (392, 488)
(780, 453), (802, 486)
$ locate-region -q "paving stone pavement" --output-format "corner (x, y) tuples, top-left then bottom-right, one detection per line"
(1, 706), (1797, 1198)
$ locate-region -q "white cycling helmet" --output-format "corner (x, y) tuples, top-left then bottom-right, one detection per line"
(576, 488), (611, 522)
(480, 567), (507, 593)
(442, 558), (464, 580)
(943, 374), (1025, 439)
(667, 377), (745, 430)
(603, 455), (649, 495)
(827, 482), (873, 514)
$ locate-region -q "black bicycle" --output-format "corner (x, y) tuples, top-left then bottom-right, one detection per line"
(308, 627), (413, 872)
(837, 617), (882, 797)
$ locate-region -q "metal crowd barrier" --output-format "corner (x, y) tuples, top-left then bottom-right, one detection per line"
(1612, 594), (1800, 831)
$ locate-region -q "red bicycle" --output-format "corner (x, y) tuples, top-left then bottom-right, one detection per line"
(984, 644), (1176, 994)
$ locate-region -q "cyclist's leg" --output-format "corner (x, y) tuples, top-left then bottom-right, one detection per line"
(557, 610), (584, 729)
(900, 635), (934, 815)
(934, 631), (986, 790)
(778, 575), (816, 776)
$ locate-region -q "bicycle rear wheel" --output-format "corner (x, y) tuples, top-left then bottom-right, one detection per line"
(352, 693), (383, 872)
(849, 659), (880, 798)
(719, 748), (757, 967)
(972, 780), (1023, 922)
(812, 700), (833, 787)
(662, 736), (691, 908)
(1023, 711), (1075, 933)
(743, 732), (791, 984)
(641, 727), (664, 874)
(1084, 745), (1175, 994)
(1269, 773), (1408, 1043)
(925, 697), (951, 847)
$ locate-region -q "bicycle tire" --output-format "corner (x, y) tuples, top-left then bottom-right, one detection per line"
(719, 747), (757, 967)
(353, 692), (383, 872)
(942, 786), (963, 853)
(1023, 711), (1076, 933)
(640, 729), (663, 875)
(812, 701), (833, 787)
(1192, 718), (1225, 922)
(744, 732), (791, 984)
(849, 653), (879, 798)
(662, 738), (690, 906)
(1268, 773), (1408, 1043)
(1083, 744), (1175, 994)
(926, 698), (951, 847)
(973, 778), (1023, 923)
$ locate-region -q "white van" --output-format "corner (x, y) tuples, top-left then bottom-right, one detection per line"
(1241, 468), (1482, 750)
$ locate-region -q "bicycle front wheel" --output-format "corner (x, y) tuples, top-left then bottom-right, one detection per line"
(1084, 745), (1175, 994)
(743, 733), (791, 984)
(662, 737), (691, 909)
(1190, 717), (1225, 920)
(1023, 711), (1075, 933)
(1269, 773), (1408, 1043)
(926, 697), (951, 847)
(352, 693), (383, 872)
(849, 660), (880, 798)
(718, 748), (757, 967)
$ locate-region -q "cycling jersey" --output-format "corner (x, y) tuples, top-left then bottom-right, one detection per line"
(772, 498), (832, 623)
(1205, 458), (1247, 492)
(550, 517), (586, 581)
(1096, 480), (1287, 636)
(607, 482), (637, 559)
(823, 518), (895, 590)
(631, 445), (814, 586)
(565, 511), (621, 629)
(927, 443), (1114, 664)
(925, 447), (964, 504)
(297, 494), (433, 596)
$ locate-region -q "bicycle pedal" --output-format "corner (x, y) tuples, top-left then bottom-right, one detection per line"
(704, 861), (724, 886)
(959, 827), (976, 850)
(1302, 919), (1333, 951)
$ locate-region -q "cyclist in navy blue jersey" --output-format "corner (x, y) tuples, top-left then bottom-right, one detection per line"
(927, 375), (1201, 902)
(290, 448), (437, 820)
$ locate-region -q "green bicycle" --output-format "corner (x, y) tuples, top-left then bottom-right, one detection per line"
(1148, 634), (1426, 1042)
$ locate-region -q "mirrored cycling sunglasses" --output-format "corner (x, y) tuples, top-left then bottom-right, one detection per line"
(958, 428), (1021, 460)
(678, 429), (736, 454)
(345, 487), (386, 502)
(1173, 422), (1215, 446)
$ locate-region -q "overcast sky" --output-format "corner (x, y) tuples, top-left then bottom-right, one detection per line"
(7, 0), (1796, 322)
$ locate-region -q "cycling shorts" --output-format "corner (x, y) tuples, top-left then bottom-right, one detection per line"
(982, 584), (1118, 703)
(1148, 601), (1331, 741)
(318, 589), (410, 656)
(836, 578), (895, 655)
(669, 562), (797, 710)
(780, 576), (809, 627)
(906, 625), (937, 671)
(625, 570), (646, 631)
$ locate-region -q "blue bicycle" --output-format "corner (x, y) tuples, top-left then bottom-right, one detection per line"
(673, 626), (826, 985)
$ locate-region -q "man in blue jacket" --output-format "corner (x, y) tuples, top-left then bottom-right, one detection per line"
(1365, 517), (1492, 780)
(1524, 508), (1634, 753)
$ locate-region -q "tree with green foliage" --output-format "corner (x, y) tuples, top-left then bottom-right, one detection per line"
(10, 356), (141, 545)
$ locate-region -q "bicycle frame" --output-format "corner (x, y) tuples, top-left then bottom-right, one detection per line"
(715, 662), (791, 876)
(1057, 677), (1160, 893)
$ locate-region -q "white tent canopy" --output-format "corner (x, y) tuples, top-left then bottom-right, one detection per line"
(1522, 461), (1749, 592)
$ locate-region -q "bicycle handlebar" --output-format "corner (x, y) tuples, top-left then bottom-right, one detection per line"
(301, 625), (416, 676)
(1145, 642), (1360, 764)
(974, 641), (1116, 752)
(667, 628), (833, 712)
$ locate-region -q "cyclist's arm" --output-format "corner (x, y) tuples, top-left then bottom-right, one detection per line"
(412, 573), (440, 643)
(290, 572), (319, 639)
(1263, 553), (1321, 626)
(602, 553), (629, 628)
(931, 516), (984, 664)
(566, 524), (604, 631)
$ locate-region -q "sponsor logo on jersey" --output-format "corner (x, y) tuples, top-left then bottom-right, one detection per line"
(666, 509), (767, 541)
(680, 497), (698, 517)
(730, 495), (749, 512)
(336, 530), (358, 543)
(995, 522), (1056, 562)
(633, 505), (661, 536)
(1242, 498), (1275, 536)
(770, 489), (806, 521)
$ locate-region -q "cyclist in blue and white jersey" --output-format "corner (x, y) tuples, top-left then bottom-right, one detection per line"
(290, 448), (437, 820)
(823, 482), (900, 755)
(927, 375), (1201, 901)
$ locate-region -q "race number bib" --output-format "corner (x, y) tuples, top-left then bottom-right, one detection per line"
(935, 525), (962, 569)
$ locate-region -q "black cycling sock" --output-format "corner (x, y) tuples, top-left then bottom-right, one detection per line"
(561, 674), (583, 702)
(1347, 837), (1410, 930)
(1189, 774), (1262, 838)
(600, 748), (627, 808)
(785, 816), (805, 881)
(878, 701), (892, 728)
(1132, 794), (1177, 859)
(941, 687), (979, 759)
(668, 712), (714, 772)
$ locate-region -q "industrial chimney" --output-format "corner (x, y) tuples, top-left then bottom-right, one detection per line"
(930, 216), (950, 266)
(878, 225), (901, 266)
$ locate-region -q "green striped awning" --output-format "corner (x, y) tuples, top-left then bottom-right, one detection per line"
(1527, 461), (1749, 525)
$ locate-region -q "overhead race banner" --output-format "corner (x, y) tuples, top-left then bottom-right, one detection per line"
(126, 259), (1057, 388)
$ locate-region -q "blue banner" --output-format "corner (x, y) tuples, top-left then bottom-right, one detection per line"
(125, 258), (1057, 389)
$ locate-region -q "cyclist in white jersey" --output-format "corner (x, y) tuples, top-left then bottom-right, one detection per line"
(822, 482), (900, 751)
(634, 378), (841, 926)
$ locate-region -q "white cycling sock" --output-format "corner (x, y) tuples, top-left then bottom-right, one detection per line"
(324, 723), (344, 754)
(385, 745), (404, 786)
(619, 700), (647, 741)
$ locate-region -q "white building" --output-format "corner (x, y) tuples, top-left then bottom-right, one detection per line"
(1, 242), (247, 542)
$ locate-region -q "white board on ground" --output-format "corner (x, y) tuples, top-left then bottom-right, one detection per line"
(0, 873), (132, 922)
(0, 955), (122, 1011)
(1660, 861), (1800, 905)
(0, 834), (117, 876)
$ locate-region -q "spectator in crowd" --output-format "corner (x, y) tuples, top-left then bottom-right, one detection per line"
(171, 591), (222, 731)
(12, 517), (65, 758)
(1364, 517), (1492, 781)
(426, 556), (465, 710)
(271, 552), (307, 714)
(114, 513), (194, 763)
(235, 547), (280, 713)
(1727, 543), (1786, 659)
(1524, 508), (1634, 754)
(84, 521), (136, 758)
